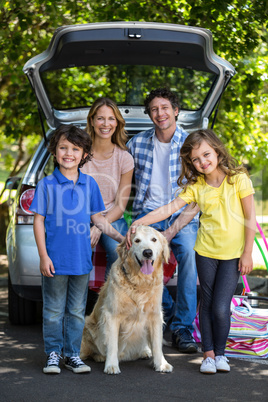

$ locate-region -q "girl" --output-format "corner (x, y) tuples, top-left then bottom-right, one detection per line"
(127, 128), (256, 374)
(30, 124), (124, 374)
(81, 97), (134, 279)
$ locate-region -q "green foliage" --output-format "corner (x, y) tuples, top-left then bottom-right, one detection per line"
(42, 65), (215, 110)
(0, 0), (267, 176)
(255, 223), (268, 240)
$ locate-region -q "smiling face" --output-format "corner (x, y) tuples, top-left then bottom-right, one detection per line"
(190, 140), (219, 176)
(91, 105), (118, 140)
(55, 135), (85, 174)
(148, 97), (178, 137)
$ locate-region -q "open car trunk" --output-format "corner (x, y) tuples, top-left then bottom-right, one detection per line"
(23, 21), (236, 136)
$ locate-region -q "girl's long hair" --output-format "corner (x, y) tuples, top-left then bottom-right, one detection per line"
(86, 97), (128, 150)
(177, 129), (248, 189)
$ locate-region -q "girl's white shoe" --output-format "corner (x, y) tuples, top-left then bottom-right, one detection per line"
(200, 357), (216, 374)
(215, 355), (230, 372)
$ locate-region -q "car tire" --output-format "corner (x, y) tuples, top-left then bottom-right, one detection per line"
(8, 274), (36, 325)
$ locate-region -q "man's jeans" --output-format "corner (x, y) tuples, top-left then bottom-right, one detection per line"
(136, 211), (198, 333)
(42, 273), (89, 357)
(99, 217), (128, 279)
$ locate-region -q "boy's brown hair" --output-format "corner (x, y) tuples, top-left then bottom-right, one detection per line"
(144, 88), (180, 121)
(48, 124), (92, 168)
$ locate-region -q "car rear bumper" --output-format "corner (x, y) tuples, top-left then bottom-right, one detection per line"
(6, 224), (42, 300)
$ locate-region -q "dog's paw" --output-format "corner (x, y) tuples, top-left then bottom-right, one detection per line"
(140, 346), (152, 360)
(104, 365), (121, 375)
(93, 354), (106, 362)
(162, 337), (172, 347)
(155, 361), (173, 373)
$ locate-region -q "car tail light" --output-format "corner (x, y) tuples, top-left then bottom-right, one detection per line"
(16, 185), (35, 224)
(20, 189), (35, 214)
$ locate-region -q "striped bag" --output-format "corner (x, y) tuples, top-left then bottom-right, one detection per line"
(225, 305), (268, 358)
(193, 298), (268, 358)
(192, 297), (251, 343)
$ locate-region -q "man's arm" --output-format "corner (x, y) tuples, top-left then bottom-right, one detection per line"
(162, 202), (200, 243)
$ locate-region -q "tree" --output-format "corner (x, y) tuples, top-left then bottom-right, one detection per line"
(0, 0), (267, 174)
(0, 0), (267, 249)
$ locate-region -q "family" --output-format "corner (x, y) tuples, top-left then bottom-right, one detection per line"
(30, 88), (256, 375)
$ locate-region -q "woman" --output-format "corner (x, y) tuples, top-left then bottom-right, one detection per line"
(81, 98), (134, 279)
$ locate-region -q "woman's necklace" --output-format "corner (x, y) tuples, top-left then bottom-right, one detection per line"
(92, 144), (115, 160)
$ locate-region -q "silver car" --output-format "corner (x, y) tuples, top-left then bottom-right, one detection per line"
(6, 21), (236, 324)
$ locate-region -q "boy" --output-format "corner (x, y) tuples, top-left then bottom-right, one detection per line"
(30, 124), (124, 374)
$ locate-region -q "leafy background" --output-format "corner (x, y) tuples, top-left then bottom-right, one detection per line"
(0, 0), (267, 204)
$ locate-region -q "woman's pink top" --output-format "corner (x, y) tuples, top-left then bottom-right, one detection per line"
(81, 145), (134, 215)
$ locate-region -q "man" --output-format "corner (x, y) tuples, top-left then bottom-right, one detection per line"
(127, 88), (200, 353)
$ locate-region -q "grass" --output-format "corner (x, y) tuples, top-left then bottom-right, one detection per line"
(256, 223), (268, 239)
(0, 180), (9, 203)
(250, 267), (268, 278)
(253, 265), (267, 271)
(0, 178), (17, 203)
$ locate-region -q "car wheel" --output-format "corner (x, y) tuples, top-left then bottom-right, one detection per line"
(8, 274), (36, 325)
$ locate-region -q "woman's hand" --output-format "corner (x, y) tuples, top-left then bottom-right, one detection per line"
(90, 225), (102, 248)
(126, 225), (137, 249)
(126, 221), (144, 249)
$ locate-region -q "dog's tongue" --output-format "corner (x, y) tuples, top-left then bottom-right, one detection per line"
(140, 260), (154, 275)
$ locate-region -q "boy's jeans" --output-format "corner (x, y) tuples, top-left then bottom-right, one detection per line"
(42, 273), (89, 357)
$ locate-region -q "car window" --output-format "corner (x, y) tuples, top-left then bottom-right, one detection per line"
(41, 64), (216, 111)
(43, 154), (55, 178)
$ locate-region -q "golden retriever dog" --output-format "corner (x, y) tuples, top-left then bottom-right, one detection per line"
(80, 225), (173, 374)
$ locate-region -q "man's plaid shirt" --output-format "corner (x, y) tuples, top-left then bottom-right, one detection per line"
(127, 126), (199, 225)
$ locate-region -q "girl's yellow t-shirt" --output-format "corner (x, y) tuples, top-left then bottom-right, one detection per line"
(179, 173), (255, 260)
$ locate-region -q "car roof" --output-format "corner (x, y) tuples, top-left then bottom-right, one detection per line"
(23, 21), (236, 134)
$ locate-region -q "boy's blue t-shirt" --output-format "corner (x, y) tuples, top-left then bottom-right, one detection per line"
(30, 167), (105, 275)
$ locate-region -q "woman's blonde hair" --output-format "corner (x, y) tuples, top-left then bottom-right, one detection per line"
(86, 97), (128, 149)
(177, 129), (248, 189)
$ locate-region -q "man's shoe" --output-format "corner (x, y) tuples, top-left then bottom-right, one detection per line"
(200, 357), (217, 374)
(172, 328), (198, 353)
(43, 351), (61, 374)
(65, 356), (91, 373)
(215, 355), (230, 372)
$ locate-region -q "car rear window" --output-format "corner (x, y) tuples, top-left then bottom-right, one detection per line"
(41, 64), (216, 111)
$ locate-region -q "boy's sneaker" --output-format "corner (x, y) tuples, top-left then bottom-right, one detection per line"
(172, 328), (198, 353)
(215, 355), (230, 372)
(43, 351), (61, 374)
(200, 357), (217, 374)
(65, 356), (91, 373)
